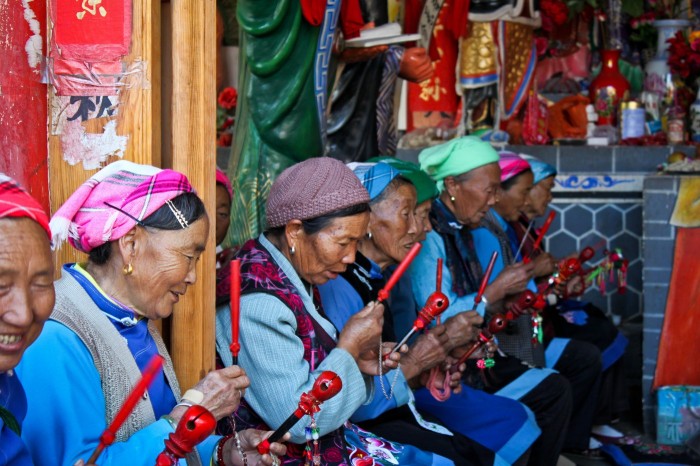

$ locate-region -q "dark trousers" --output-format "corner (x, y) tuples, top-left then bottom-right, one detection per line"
(464, 354), (572, 466)
(358, 405), (493, 466)
(551, 339), (602, 450)
(595, 358), (629, 424)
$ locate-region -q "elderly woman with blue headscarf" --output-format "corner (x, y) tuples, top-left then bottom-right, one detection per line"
(513, 155), (630, 444)
(318, 161), (542, 466)
(470, 152), (608, 457)
(409, 137), (574, 466)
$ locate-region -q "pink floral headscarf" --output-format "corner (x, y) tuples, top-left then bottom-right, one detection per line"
(50, 160), (194, 252)
(497, 151), (531, 183)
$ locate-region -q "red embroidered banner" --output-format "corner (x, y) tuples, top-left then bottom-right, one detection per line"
(52, 0), (132, 62)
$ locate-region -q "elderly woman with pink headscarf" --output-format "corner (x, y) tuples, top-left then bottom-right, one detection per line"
(17, 161), (286, 466)
(471, 151), (607, 458)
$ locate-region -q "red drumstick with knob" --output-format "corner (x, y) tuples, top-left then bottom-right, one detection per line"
(156, 405), (217, 465)
(523, 211), (556, 264)
(451, 290), (536, 372)
(388, 259), (449, 355)
(257, 371), (343, 455)
(86, 355), (164, 464)
(472, 251), (498, 312)
(230, 259), (241, 365)
(377, 243), (422, 303)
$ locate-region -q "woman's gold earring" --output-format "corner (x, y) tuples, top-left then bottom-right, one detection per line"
(290, 245), (296, 255)
(450, 195), (456, 203)
(367, 231), (373, 239)
(123, 263), (133, 275)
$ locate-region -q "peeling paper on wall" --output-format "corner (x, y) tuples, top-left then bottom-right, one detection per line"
(60, 119), (127, 169)
(21, 0), (43, 71)
(51, 94), (120, 136)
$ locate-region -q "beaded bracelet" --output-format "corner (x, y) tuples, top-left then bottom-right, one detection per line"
(215, 434), (234, 466)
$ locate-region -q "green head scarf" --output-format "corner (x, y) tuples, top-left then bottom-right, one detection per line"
(418, 136), (499, 192)
(368, 156), (438, 204)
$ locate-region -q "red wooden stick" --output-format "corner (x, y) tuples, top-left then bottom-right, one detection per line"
(377, 242), (422, 302)
(524, 211), (556, 264)
(230, 259), (241, 364)
(87, 355), (164, 463)
(473, 251), (498, 310)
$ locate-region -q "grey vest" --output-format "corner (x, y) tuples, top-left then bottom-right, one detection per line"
(51, 271), (202, 465)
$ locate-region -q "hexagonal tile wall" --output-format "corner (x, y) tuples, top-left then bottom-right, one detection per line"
(540, 202), (643, 320)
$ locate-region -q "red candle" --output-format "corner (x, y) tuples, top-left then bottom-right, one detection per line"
(377, 242), (422, 302)
(229, 259), (241, 362)
(87, 355), (164, 463)
(524, 211), (556, 264)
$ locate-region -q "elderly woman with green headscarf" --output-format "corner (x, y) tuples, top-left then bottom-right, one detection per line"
(408, 137), (574, 466)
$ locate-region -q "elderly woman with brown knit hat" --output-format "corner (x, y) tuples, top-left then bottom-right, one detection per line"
(215, 157), (454, 465)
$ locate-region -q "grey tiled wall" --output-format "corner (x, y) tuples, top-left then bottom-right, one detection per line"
(641, 175), (679, 435)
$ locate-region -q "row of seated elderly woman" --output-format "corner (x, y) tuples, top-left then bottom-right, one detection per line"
(2, 136), (627, 466)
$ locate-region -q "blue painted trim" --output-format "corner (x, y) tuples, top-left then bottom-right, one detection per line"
(460, 74), (498, 87)
(555, 175), (635, 190)
(314, 0), (340, 144)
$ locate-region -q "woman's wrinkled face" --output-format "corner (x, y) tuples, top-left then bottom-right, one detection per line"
(0, 219), (55, 372)
(293, 212), (370, 285)
(128, 216), (209, 320)
(446, 163), (501, 228)
(215, 184), (231, 246)
(414, 200), (433, 243)
(496, 171), (534, 222)
(523, 176), (555, 219)
(369, 183), (419, 266)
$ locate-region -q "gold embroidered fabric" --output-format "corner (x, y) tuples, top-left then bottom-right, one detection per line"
(459, 22), (497, 89)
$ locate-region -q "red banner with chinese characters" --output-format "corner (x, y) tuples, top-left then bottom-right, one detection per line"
(404, 0), (462, 131)
(52, 0), (132, 62)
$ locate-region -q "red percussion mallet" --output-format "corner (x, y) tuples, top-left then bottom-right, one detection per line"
(377, 243), (422, 303)
(230, 259), (241, 365)
(86, 355), (164, 464)
(451, 290), (536, 372)
(472, 251), (498, 312)
(388, 258), (449, 355)
(155, 405), (217, 465)
(257, 371), (342, 455)
(523, 211), (556, 264)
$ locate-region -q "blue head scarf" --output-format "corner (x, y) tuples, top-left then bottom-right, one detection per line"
(519, 154), (556, 185)
(348, 162), (401, 201)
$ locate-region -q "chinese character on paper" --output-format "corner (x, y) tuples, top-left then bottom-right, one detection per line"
(76, 0), (107, 20)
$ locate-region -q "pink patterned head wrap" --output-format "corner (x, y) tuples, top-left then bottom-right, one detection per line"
(50, 160), (194, 253)
(498, 151), (531, 183)
(215, 167), (233, 199)
(0, 173), (51, 239)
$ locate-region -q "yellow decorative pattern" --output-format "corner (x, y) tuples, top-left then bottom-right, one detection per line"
(460, 22), (496, 84)
(502, 22), (533, 101)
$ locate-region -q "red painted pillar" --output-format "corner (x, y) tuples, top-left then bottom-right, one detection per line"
(0, 0), (49, 211)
